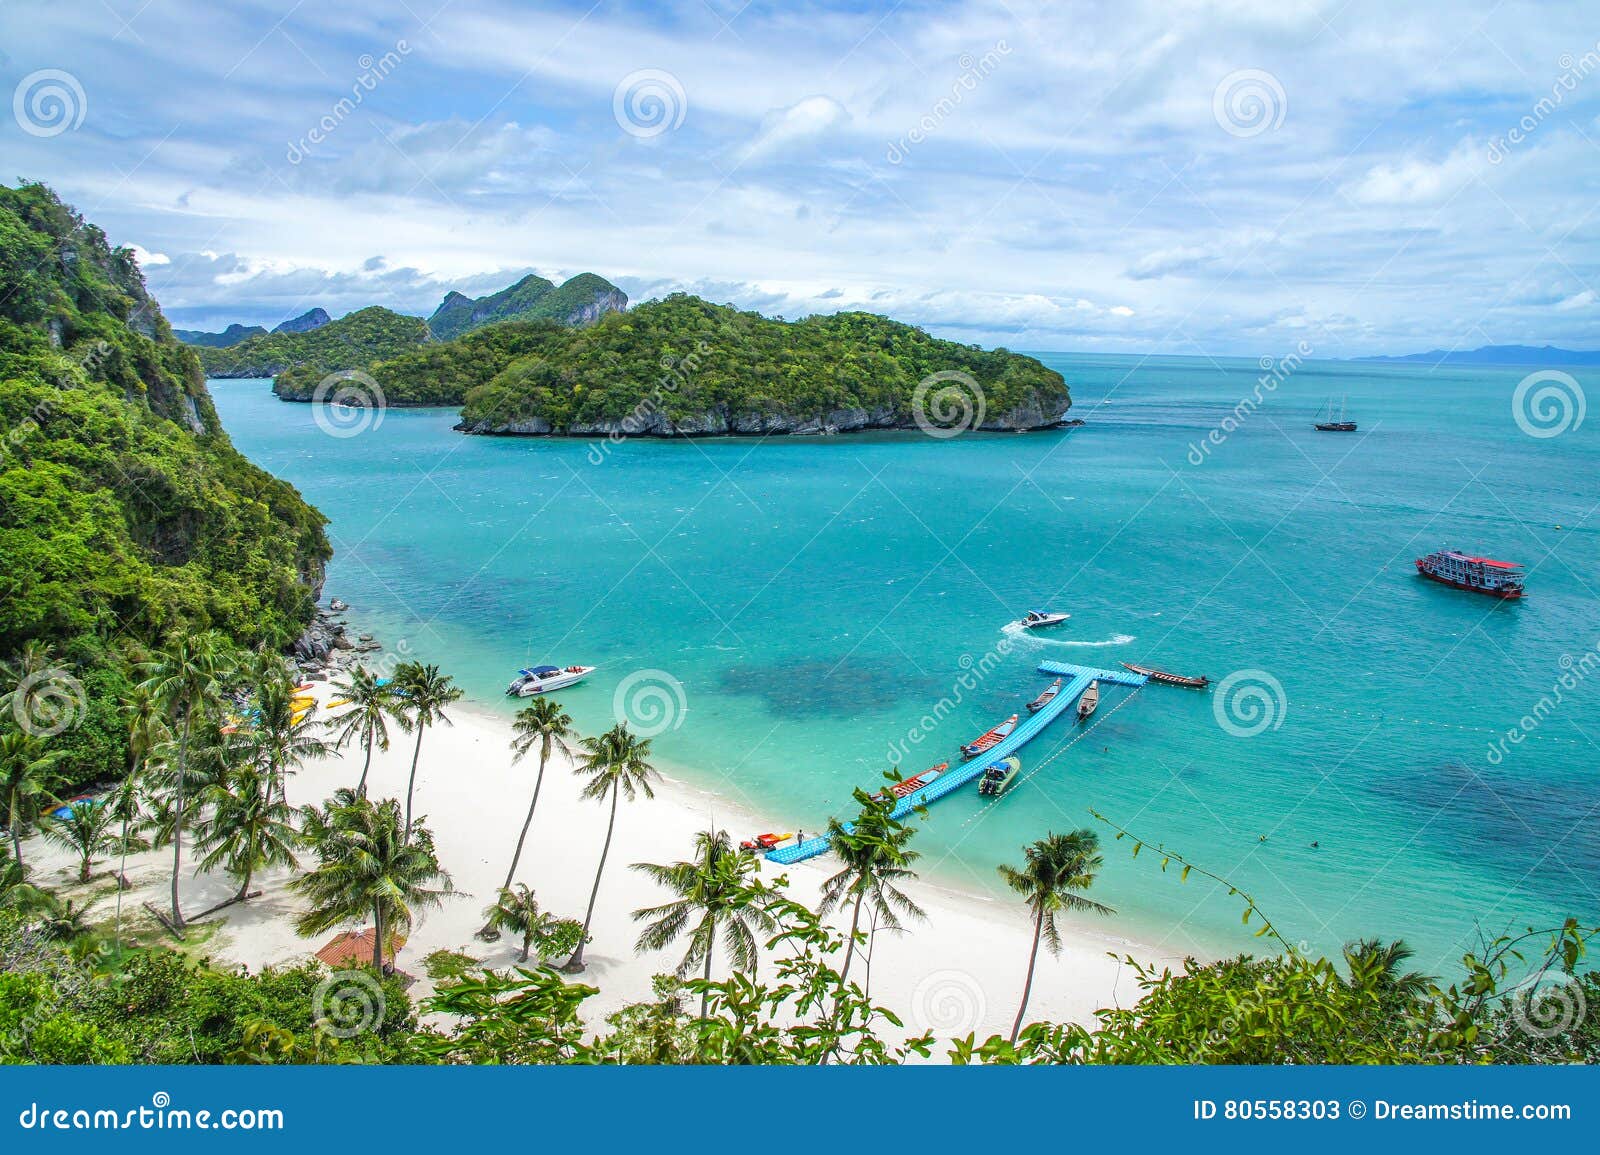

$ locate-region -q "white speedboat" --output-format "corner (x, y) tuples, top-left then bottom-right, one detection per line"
(1016, 610), (1069, 630)
(508, 665), (596, 696)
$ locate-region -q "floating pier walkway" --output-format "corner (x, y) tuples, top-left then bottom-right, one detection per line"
(764, 660), (1148, 866)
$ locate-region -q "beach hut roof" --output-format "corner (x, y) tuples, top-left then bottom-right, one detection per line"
(313, 928), (405, 968)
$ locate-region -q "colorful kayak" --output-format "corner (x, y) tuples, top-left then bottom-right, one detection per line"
(977, 756), (1021, 797)
(961, 714), (1018, 759)
(888, 762), (950, 799)
(1027, 678), (1062, 714)
(739, 831), (793, 851)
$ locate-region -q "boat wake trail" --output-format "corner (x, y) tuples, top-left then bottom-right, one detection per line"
(1000, 623), (1135, 649)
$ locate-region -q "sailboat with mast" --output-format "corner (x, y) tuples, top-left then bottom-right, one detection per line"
(1313, 395), (1357, 432)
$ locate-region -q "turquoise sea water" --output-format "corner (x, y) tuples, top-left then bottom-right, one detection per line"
(211, 354), (1600, 970)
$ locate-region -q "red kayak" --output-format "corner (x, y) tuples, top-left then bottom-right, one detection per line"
(961, 714), (1018, 759)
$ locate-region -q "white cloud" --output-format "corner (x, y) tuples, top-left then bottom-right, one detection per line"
(128, 244), (170, 266)
(1555, 289), (1596, 311)
(1344, 142), (1480, 205)
(739, 96), (849, 164)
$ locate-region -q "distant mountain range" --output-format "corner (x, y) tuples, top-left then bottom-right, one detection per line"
(1358, 344), (1600, 366)
(178, 273), (625, 348)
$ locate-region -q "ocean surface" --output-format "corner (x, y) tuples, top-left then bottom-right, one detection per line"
(210, 354), (1600, 971)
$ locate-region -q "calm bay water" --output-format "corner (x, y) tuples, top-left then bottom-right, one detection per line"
(211, 354), (1600, 970)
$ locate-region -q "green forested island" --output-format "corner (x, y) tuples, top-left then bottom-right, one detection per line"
(197, 306), (429, 379)
(0, 181), (329, 779)
(272, 294), (1073, 436)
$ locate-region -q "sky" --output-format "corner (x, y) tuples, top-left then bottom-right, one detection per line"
(3, 0), (1599, 356)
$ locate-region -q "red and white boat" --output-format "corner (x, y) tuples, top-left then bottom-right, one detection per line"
(887, 762), (950, 799)
(961, 714), (1018, 759)
(1026, 678), (1062, 713)
(1415, 549), (1526, 599)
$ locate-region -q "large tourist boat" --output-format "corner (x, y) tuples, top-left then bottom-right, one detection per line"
(1415, 549), (1526, 599)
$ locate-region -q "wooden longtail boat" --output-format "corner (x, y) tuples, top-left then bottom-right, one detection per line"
(961, 714), (1018, 759)
(1077, 680), (1100, 721)
(887, 762), (950, 800)
(1027, 678), (1062, 713)
(1121, 662), (1210, 689)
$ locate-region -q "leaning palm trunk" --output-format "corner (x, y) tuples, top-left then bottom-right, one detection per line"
(403, 723), (426, 841)
(372, 904), (386, 970)
(169, 712), (192, 933)
(477, 747), (550, 941)
(356, 720), (375, 797)
(564, 782), (619, 972)
(1010, 906), (1046, 1044)
(699, 935), (715, 1021)
(838, 888), (867, 986)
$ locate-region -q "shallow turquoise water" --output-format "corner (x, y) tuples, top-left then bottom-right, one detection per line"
(211, 354), (1600, 970)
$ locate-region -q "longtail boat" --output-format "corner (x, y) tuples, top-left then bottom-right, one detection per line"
(1121, 662), (1210, 689)
(887, 762), (949, 799)
(1026, 678), (1062, 713)
(1077, 680), (1100, 721)
(961, 714), (1018, 759)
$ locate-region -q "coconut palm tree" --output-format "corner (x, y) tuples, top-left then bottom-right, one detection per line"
(249, 670), (326, 807)
(195, 763), (300, 914)
(482, 884), (581, 963)
(631, 828), (776, 1018)
(998, 830), (1114, 1044)
(41, 801), (121, 884)
(0, 729), (62, 875)
(392, 662), (461, 840)
(1342, 938), (1432, 1001)
(818, 786), (925, 987)
(563, 723), (658, 973)
(140, 631), (233, 933)
(325, 666), (398, 798)
(292, 792), (453, 970)
(108, 692), (159, 950)
(479, 698), (575, 940)
(0, 640), (58, 719)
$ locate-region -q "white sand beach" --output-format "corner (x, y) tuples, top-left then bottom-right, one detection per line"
(28, 683), (1187, 1044)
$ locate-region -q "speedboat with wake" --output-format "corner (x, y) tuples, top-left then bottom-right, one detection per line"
(1015, 610), (1069, 630)
(961, 714), (1018, 759)
(507, 665), (596, 696)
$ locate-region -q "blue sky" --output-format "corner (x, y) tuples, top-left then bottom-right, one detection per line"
(4, 0), (1599, 355)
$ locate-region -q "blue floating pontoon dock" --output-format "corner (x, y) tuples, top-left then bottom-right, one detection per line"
(764, 660), (1147, 865)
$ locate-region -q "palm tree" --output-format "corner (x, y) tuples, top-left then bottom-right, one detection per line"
(998, 830), (1114, 1044)
(479, 697), (575, 941)
(41, 801), (121, 884)
(107, 695), (158, 951)
(1342, 938), (1432, 1001)
(292, 792), (453, 970)
(392, 662), (461, 840)
(0, 729), (61, 874)
(140, 631), (232, 933)
(482, 884), (580, 963)
(250, 669), (326, 807)
(818, 786), (925, 987)
(196, 763), (300, 913)
(631, 828), (776, 1018)
(563, 723), (658, 972)
(325, 666), (398, 797)
(0, 640), (57, 718)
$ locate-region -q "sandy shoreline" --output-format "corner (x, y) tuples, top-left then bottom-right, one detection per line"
(28, 683), (1189, 1044)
